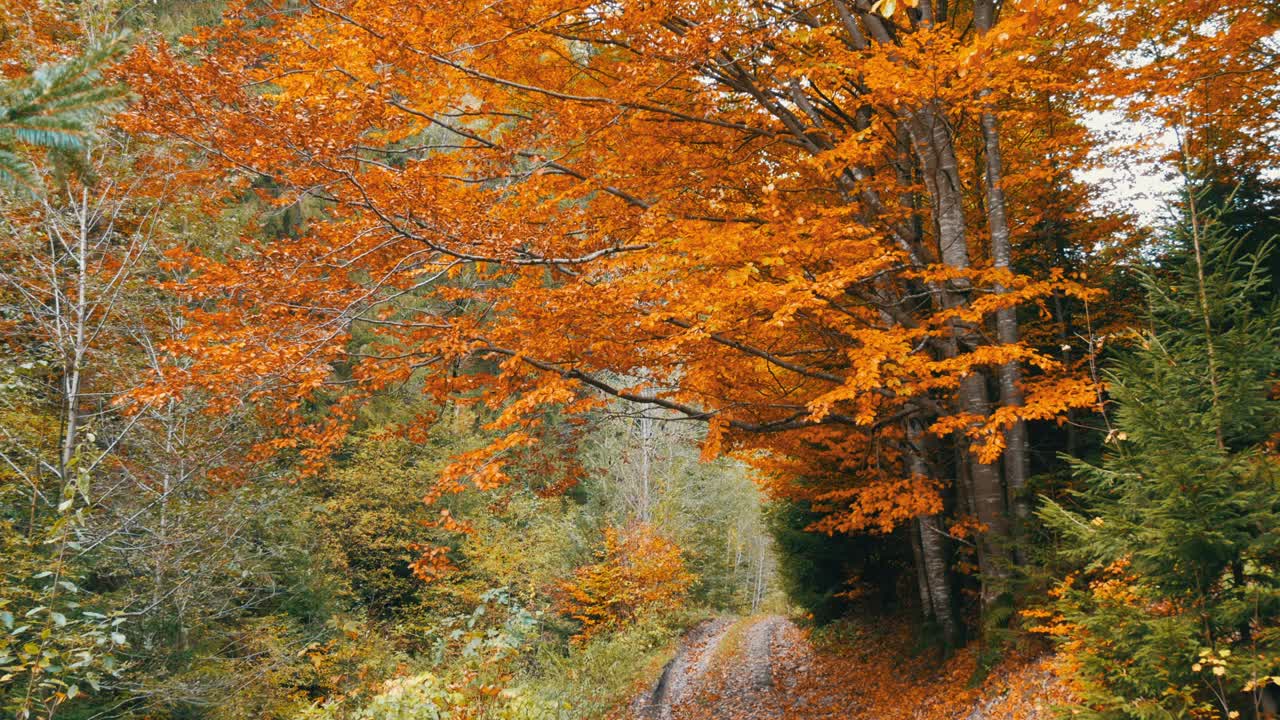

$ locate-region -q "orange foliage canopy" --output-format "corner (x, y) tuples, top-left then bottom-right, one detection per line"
(559, 524), (693, 640)
(116, 0), (1278, 608)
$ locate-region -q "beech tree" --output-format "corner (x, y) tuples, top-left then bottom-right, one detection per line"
(118, 0), (1278, 643)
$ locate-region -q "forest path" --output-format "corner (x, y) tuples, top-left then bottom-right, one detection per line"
(629, 615), (860, 720)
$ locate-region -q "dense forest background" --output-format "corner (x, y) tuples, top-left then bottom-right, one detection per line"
(1, 1), (1277, 719)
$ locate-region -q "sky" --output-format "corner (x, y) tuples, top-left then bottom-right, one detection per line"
(1079, 110), (1179, 228)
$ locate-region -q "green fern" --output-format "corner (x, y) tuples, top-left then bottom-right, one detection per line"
(0, 36), (129, 195)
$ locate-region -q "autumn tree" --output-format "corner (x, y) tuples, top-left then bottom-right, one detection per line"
(579, 412), (776, 612)
(560, 523), (693, 641)
(117, 0), (1277, 645)
(1, 5), (370, 717)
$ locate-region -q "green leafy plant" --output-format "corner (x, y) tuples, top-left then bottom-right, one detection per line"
(1, 452), (127, 720)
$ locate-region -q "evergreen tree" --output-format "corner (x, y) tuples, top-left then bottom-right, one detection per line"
(0, 39), (127, 195)
(1041, 197), (1280, 719)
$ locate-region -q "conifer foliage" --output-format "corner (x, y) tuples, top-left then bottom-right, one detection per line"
(1040, 199), (1280, 719)
(0, 39), (127, 194)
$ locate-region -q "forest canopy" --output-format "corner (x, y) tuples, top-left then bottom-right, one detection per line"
(1, 0), (1277, 718)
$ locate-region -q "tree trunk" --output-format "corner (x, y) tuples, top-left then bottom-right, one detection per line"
(918, 513), (959, 647)
(958, 371), (1012, 602)
(59, 194), (91, 480)
(975, 0), (1030, 559)
(911, 518), (933, 617)
(908, 103), (1013, 605)
(907, 430), (960, 646)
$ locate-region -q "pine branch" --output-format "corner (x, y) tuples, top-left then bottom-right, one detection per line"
(0, 35), (130, 196)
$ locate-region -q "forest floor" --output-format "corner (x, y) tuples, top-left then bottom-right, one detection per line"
(627, 615), (1073, 720)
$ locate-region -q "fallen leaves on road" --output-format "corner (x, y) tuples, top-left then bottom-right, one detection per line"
(629, 615), (1076, 720)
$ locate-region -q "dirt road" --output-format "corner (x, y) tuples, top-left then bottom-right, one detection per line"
(628, 614), (1065, 720)
(629, 615), (857, 720)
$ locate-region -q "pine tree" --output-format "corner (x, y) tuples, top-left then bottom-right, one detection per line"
(0, 38), (127, 195)
(1040, 196), (1280, 719)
